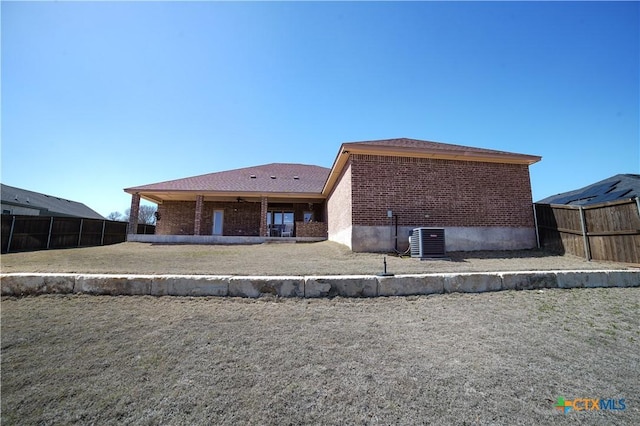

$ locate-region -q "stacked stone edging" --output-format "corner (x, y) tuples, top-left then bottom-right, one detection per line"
(1, 271), (638, 298)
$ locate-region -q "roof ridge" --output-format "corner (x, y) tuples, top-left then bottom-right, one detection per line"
(1, 183), (75, 202)
(125, 163), (331, 194)
(345, 137), (528, 155)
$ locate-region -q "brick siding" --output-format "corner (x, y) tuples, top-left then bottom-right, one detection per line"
(349, 154), (534, 228)
(156, 201), (196, 235)
(295, 221), (328, 237)
(156, 200), (325, 236)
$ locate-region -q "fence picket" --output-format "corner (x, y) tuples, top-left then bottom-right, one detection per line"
(535, 198), (640, 265)
(1, 215), (155, 253)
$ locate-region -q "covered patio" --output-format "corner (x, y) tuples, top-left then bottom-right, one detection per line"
(124, 164), (330, 242)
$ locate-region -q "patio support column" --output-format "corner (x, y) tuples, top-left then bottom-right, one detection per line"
(194, 195), (204, 235)
(260, 196), (268, 237)
(128, 193), (140, 235)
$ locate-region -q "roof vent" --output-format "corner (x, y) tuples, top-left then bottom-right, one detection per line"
(250, 175), (256, 179)
(293, 176), (299, 180)
(270, 176), (276, 179)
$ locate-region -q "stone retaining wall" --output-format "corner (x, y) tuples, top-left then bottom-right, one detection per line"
(2, 271), (638, 298)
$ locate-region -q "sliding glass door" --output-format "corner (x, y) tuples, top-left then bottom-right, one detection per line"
(267, 211), (294, 237)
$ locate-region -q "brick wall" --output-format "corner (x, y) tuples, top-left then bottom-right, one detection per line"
(350, 154), (534, 228)
(295, 221), (328, 238)
(156, 200), (325, 236)
(156, 201), (196, 235)
(202, 202), (262, 236)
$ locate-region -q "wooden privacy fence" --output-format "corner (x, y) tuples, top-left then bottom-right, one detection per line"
(1, 215), (155, 253)
(534, 198), (640, 265)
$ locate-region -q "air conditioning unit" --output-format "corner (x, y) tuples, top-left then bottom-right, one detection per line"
(410, 227), (446, 259)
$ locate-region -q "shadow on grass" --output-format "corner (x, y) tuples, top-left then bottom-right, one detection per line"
(395, 248), (564, 263)
(449, 249), (564, 261)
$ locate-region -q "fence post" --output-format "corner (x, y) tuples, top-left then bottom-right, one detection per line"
(6, 215), (16, 253)
(101, 220), (106, 246)
(578, 206), (591, 261)
(46, 216), (54, 249)
(77, 218), (84, 247)
(532, 204), (540, 249)
(636, 197), (640, 218)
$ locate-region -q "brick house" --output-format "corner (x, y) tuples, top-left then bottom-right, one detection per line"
(125, 138), (541, 252)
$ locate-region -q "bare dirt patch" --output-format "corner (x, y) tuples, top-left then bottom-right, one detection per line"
(0, 241), (628, 276)
(2, 289), (639, 425)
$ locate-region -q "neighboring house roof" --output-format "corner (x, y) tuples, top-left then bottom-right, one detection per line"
(322, 138), (541, 195)
(1, 184), (104, 219)
(125, 163), (330, 203)
(537, 174), (640, 206)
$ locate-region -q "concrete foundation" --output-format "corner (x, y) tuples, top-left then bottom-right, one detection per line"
(2, 270), (637, 298)
(127, 234), (326, 244)
(347, 225), (537, 252)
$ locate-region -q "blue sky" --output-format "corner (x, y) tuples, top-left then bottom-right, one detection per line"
(2, 1), (638, 217)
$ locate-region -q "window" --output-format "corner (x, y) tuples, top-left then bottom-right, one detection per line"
(304, 212), (314, 223)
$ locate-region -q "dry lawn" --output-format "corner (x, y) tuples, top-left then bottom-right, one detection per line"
(0, 241), (627, 276)
(2, 289), (639, 425)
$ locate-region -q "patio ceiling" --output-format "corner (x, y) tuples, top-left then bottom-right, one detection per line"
(139, 191), (325, 205)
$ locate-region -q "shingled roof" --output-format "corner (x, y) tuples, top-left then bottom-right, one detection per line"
(125, 163), (330, 195)
(537, 174), (640, 206)
(1, 184), (104, 219)
(322, 137), (541, 195)
(342, 138), (541, 164)
(125, 138), (541, 202)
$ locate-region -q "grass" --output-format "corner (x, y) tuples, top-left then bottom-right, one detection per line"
(2, 288), (639, 424)
(0, 241), (628, 276)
